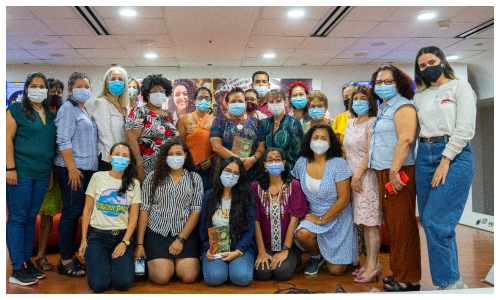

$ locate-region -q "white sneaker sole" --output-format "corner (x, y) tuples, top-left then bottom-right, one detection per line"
(9, 277), (39, 286)
(304, 258), (325, 275)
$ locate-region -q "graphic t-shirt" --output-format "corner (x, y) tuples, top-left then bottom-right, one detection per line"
(85, 171), (141, 230)
(212, 199), (231, 227)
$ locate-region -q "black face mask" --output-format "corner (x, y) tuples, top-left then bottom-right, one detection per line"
(49, 95), (61, 107)
(343, 99), (350, 111)
(422, 64), (444, 83)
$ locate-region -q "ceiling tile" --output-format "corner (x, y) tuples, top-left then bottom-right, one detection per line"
(104, 18), (167, 35)
(133, 58), (179, 67)
(379, 49), (423, 60)
(420, 22), (482, 38)
(6, 38), (22, 50)
(469, 27), (494, 39)
(298, 37), (358, 50)
(6, 19), (55, 36)
(366, 21), (435, 38)
(94, 6), (165, 19)
(397, 38), (462, 50)
(343, 6), (399, 21)
(241, 58), (287, 67)
(42, 18), (95, 36)
(43, 59), (93, 67)
(282, 58), (330, 67)
(61, 35), (121, 49)
(442, 50), (485, 61)
(7, 35), (71, 49)
(444, 38), (494, 51)
(6, 7), (36, 19)
(326, 58), (374, 66)
(369, 59), (415, 66)
(449, 6), (494, 23)
(125, 47), (175, 58)
(7, 49), (39, 60)
(76, 48), (130, 59)
(177, 59), (242, 67)
(252, 19), (320, 37)
(348, 37), (412, 50)
(328, 20), (380, 38)
(289, 49), (343, 59)
(260, 6), (330, 20)
(336, 49), (392, 59)
(244, 48), (295, 58)
(6, 59), (48, 66)
(27, 6), (80, 19)
(384, 6), (468, 22)
(116, 35), (174, 48)
(88, 58), (137, 67)
(248, 35), (305, 48)
(27, 48), (84, 60)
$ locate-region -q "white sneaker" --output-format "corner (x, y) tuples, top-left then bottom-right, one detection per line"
(437, 278), (469, 290)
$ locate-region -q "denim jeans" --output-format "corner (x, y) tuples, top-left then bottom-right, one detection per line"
(196, 167), (211, 193)
(202, 251), (254, 286)
(54, 165), (95, 260)
(6, 175), (50, 269)
(415, 141), (474, 287)
(85, 231), (134, 293)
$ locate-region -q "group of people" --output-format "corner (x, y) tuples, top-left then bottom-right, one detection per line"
(6, 46), (476, 293)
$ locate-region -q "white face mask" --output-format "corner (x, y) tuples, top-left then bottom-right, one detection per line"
(28, 88), (48, 103)
(166, 155), (185, 170)
(254, 85), (269, 98)
(149, 93), (167, 107)
(310, 140), (330, 155)
(268, 102), (285, 116)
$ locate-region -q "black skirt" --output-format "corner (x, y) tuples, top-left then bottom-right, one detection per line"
(143, 227), (201, 261)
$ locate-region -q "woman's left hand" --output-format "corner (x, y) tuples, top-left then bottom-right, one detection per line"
(389, 172), (406, 194)
(47, 175), (53, 192)
(270, 250), (289, 270)
(304, 214), (321, 225)
(168, 239), (184, 256)
(240, 157), (256, 171)
(200, 158), (212, 170)
(431, 159), (450, 188)
(112, 242), (127, 259)
(221, 251), (240, 262)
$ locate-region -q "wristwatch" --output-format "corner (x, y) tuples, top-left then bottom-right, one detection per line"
(443, 155), (452, 161)
(282, 245), (291, 251)
(121, 240), (130, 246)
(176, 236), (186, 244)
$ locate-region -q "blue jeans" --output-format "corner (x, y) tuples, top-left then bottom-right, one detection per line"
(196, 167), (211, 193)
(202, 251), (254, 286)
(415, 141), (474, 287)
(85, 231), (134, 293)
(6, 175), (50, 269)
(54, 165), (95, 260)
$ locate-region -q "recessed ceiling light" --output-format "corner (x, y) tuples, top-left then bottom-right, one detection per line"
(355, 52), (368, 58)
(120, 7), (137, 17)
(474, 43), (484, 46)
(288, 10), (304, 18)
(136, 39), (154, 47)
(32, 40), (49, 46)
(145, 52), (157, 59)
(50, 53), (64, 59)
(418, 11), (436, 20)
(446, 55), (459, 60)
(263, 53), (275, 58)
(371, 42), (386, 47)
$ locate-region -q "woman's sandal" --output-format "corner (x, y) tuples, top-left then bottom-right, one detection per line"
(383, 281), (421, 292)
(73, 257), (86, 271)
(57, 260), (86, 277)
(382, 275), (394, 284)
(35, 256), (53, 271)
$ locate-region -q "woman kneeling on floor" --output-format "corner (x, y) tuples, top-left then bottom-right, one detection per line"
(79, 143), (140, 292)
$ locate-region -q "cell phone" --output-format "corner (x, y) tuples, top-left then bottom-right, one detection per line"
(385, 171), (410, 195)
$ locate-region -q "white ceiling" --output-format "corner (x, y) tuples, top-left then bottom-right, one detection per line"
(5, 6), (494, 68)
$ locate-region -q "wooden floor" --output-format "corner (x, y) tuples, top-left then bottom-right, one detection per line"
(6, 223), (494, 294)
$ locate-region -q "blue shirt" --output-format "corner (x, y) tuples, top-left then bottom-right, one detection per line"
(54, 99), (98, 171)
(368, 93), (416, 170)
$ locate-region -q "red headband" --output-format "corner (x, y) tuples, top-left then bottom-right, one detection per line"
(288, 81), (309, 92)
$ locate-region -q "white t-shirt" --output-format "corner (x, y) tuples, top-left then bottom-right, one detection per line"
(85, 171), (141, 230)
(92, 97), (126, 162)
(306, 173), (322, 196)
(212, 199), (231, 227)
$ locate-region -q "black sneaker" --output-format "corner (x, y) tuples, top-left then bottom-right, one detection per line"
(9, 262), (40, 286)
(26, 259), (46, 279)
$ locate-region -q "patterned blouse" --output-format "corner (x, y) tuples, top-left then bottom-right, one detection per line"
(251, 180), (309, 251)
(140, 170), (203, 237)
(125, 105), (178, 175)
(209, 114), (265, 153)
(262, 114), (303, 170)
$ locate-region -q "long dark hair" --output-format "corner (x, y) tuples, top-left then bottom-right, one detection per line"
(301, 124), (342, 162)
(414, 46), (459, 92)
(21, 72), (50, 121)
(289, 83), (310, 121)
(370, 65), (415, 101)
(256, 147), (293, 190)
(169, 79), (197, 116)
(204, 157), (252, 242)
(109, 143), (138, 196)
(348, 85), (378, 118)
(150, 138), (196, 196)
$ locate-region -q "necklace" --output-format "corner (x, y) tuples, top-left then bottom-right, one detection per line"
(193, 112), (209, 129)
(229, 114), (245, 130)
(33, 105), (44, 112)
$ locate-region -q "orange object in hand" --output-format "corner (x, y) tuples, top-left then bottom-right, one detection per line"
(385, 171), (410, 195)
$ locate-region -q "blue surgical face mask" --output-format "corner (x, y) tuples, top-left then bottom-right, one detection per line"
(228, 102), (246, 117)
(309, 107), (325, 120)
(374, 84), (396, 100)
(110, 156), (130, 172)
(352, 100), (370, 116)
(109, 80), (125, 96)
(220, 171), (239, 188)
(291, 97), (307, 109)
(266, 162), (284, 176)
(72, 88), (91, 103)
(195, 99), (211, 111)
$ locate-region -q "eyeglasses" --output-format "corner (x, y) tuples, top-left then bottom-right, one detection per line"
(266, 158), (283, 163)
(246, 97), (258, 103)
(223, 168), (240, 176)
(150, 89), (166, 94)
(195, 96), (211, 101)
(375, 80), (395, 86)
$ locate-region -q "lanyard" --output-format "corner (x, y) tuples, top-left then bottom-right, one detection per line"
(371, 107), (388, 135)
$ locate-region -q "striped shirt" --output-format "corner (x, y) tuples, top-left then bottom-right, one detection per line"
(141, 169), (203, 237)
(54, 99), (98, 171)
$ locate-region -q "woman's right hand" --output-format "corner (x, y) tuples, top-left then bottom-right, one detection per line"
(137, 166), (145, 185)
(134, 245), (146, 262)
(78, 240), (87, 258)
(6, 170), (18, 186)
(254, 251), (272, 271)
(205, 249), (215, 261)
(67, 168), (83, 191)
(389, 172), (406, 194)
(351, 171), (363, 194)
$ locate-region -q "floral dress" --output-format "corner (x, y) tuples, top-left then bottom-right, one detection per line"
(125, 106), (178, 175)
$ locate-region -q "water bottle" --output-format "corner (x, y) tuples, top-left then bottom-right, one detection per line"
(135, 257), (145, 276)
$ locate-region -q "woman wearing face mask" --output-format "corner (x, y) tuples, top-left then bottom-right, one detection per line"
(288, 81), (310, 132)
(292, 124), (358, 276)
(333, 83), (360, 158)
(128, 77), (141, 112)
(126, 74), (178, 184)
(6, 72), (56, 285)
(53, 72), (98, 278)
(209, 88), (265, 186)
(343, 86), (382, 283)
(92, 66), (129, 171)
(134, 139), (203, 285)
(199, 157), (256, 286)
(46, 78), (64, 113)
(262, 89), (303, 170)
(78, 143), (140, 293)
(245, 88), (268, 120)
(368, 65), (421, 292)
(303, 92), (333, 133)
(167, 78), (198, 125)
(252, 148), (308, 281)
(176, 87), (215, 191)
(413, 46), (476, 290)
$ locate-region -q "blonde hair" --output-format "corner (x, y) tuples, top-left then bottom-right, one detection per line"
(96, 66), (129, 108)
(307, 91), (328, 107)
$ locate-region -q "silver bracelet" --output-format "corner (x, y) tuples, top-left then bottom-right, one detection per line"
(320, 216), (323, 225)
